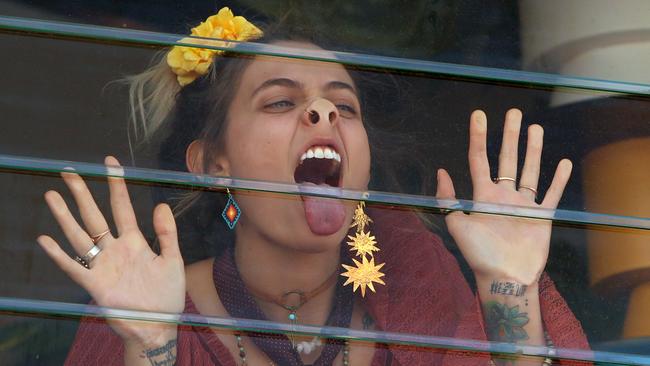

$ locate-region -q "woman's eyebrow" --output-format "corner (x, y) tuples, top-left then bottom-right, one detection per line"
(324, 81), (358, 96)
(251, 78), (301, 97)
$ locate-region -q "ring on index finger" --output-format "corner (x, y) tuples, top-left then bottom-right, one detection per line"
(89, 229), (111, 244)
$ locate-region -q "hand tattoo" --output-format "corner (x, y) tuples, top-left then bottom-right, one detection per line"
(141, 339), (177, 366)
(483, 301), (530, 343)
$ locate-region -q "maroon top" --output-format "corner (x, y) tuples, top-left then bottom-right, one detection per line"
(64, 210), (590, 365)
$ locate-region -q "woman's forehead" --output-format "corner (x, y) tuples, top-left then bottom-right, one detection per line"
(242, 42), (353, 88)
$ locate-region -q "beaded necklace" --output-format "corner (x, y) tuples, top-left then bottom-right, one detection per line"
(235, 333), (351, 366)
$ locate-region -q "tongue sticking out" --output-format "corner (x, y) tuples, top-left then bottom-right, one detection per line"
(295, 154), (345, 235)
(302, 183), (345, 235)
(302, 193), (346, 235)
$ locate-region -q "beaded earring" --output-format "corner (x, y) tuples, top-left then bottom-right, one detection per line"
(221, 188), (241, 230)
(341, 201), (386, 297)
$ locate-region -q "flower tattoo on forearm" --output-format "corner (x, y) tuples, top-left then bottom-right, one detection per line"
(483, 301), (530, 343)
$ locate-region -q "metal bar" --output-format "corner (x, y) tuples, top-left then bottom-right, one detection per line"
(1, 15), (649, 96)
(1, 154), (649, 231)
(0, 297), (647, 365)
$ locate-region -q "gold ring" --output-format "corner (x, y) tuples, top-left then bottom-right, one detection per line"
(519, 185), (538, 196)
(90, 229), (111, 244)
(494, 176), (516, 183)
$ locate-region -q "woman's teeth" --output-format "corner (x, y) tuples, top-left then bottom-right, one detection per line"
(300, 146), (341, 163)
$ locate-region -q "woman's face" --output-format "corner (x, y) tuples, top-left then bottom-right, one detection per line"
(216, 41), (371, 252)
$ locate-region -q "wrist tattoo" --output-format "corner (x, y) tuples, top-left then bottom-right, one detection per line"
(141, 338), (177, 366)
(483, 301), (529, 343)
(489, 280), (527, 297)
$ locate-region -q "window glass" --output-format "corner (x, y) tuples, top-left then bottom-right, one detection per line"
(1, 3), (650, 365)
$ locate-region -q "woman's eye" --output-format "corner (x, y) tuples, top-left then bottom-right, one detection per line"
(336, 104), (357, 117)
(264, 100), (295, 111)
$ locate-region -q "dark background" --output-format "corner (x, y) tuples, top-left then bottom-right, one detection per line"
(1, 1), (649, 364)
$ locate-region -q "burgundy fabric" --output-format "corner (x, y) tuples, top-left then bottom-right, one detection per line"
(213, 246), (353, 365)
(64, 209), (591, 366)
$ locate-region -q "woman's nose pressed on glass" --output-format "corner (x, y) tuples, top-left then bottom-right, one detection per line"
(305, 98), (339, 125)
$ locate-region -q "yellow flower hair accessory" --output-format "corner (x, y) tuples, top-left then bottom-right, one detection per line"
(166, 7), (263, 86)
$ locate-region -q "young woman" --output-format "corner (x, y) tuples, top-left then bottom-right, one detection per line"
(37, 8), (588, 366)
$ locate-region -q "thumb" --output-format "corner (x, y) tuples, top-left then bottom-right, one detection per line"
(436, 168), (456, 199)
(153, 203), (180, 259)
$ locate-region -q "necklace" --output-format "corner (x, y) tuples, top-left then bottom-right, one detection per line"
(245, 269), (339, 349)
(235, 333), (350, 366)
(214, 247), (354, 366)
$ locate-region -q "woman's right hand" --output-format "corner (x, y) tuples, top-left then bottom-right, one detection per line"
(37, 156), (186, 347)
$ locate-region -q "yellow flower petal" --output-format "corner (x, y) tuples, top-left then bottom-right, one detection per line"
(213, 7), (234, 24)
(166, 6), (262, 86)
(192, 21), (213, 37)
(166, 48), (184, 68)
(194, 61), (211, 75)
(177, 74), (196, 87)
(183, 51), (200, 61)
(181, 59), (199, 72)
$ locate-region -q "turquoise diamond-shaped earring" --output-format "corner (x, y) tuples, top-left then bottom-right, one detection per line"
(221, 188), (241, 230)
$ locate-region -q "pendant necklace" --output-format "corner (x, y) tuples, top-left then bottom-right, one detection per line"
(245, 269), (339, 349)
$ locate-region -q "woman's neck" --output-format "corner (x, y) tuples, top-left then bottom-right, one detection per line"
(233, 227), (341, 325)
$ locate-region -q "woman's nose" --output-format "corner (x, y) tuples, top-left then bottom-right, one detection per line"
(303, 98), (339, 126)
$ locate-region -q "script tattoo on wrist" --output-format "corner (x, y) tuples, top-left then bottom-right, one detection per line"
(483, 301), (530, 343)
(141, 338), (177, 366)
(489, 280), (527, 297)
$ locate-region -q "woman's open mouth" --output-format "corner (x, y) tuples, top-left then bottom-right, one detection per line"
(294, 145), (342, 187)
(293, 144), (346, 236)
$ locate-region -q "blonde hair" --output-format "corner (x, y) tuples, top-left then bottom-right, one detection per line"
(126, 52), (181, 144)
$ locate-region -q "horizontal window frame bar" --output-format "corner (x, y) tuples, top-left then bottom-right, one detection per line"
(0, 15), (649, 97)
(1, 154), (649, 231)
(1, 297), (646, 365)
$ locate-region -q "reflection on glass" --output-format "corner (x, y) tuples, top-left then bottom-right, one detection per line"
(0, 3), (649, 366)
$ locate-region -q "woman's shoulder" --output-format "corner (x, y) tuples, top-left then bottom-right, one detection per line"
(185, 257), (227, 317)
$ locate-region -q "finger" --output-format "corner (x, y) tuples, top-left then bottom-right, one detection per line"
(44, 190), (95, 255)
(541, 159), (573, 209)
(468, 110), (492, 189)
(37, 235), (93, 289)
(153, 203), (181, 259)
(61, 172), (112, 246)
(105, 156), (138, 235)
(435, 169), (456, 199)
(518, 124), (544, 200)
(496, 108), (522, 189)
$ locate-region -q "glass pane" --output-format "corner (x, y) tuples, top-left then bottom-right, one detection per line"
(1, 8), (650, 366)
(1, 170), (650, 364)
(3, 0), (650, 87)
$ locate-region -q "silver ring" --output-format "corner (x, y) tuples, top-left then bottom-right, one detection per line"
(74, 255), (89, 269)
(81, 245), (102, 264)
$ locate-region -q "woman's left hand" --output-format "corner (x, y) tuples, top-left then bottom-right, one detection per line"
(436, 109), (572, 286)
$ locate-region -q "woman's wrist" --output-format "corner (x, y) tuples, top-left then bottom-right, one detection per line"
(476, 276), (539, 301)
(124, 328), (178, 366)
